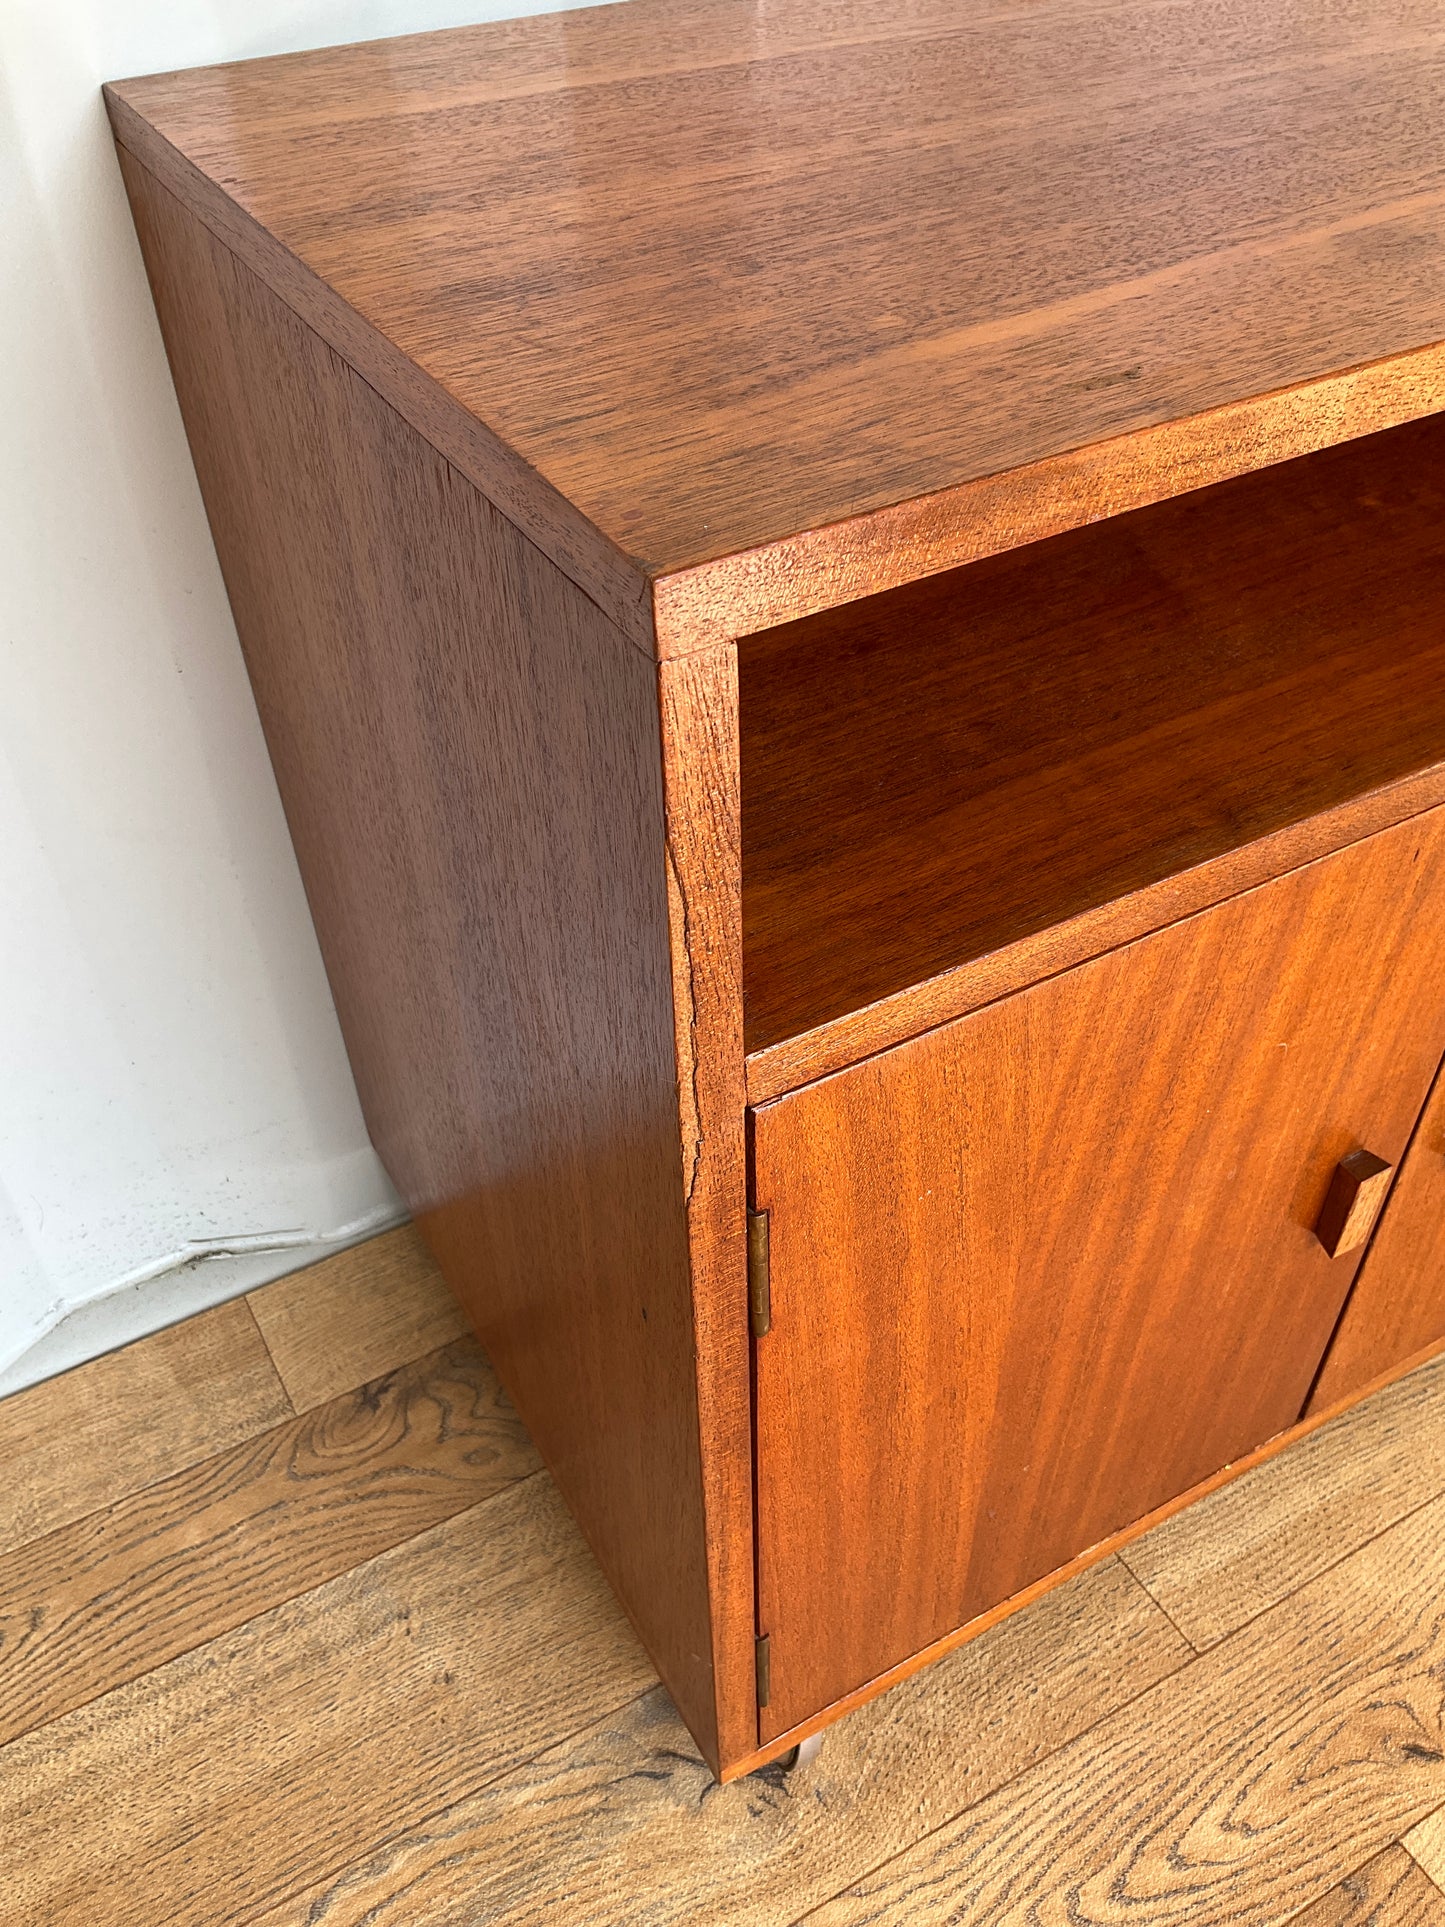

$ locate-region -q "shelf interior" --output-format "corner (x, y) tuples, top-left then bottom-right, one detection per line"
(740, 414), (1445, 1060)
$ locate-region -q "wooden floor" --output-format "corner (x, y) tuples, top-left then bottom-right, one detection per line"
(5, 1229), (1445, 1924)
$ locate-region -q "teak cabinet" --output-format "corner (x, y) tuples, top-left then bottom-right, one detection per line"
(106, 0), (1445, 1778)
(753, 817), (1445, 1739)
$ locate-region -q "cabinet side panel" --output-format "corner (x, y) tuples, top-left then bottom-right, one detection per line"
(118, 152), (733, 1765)
(1308, 1063), (1445, 1412)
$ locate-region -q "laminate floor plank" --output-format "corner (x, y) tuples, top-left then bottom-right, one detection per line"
(0, 1298), (291, 1556)
(0, 1473), (653, 1927)
(0, 1335), (539, 1748)
(1288, 1847), (1445, 1925)
(247, 1223), (466, 1412)
(804, 1492), (1445, 1927)
(244, 1558), (1188, 1927)
(9, 1228), (1445, 1927)
(1120, 1351), (1445, 1651)
(1403, 1809), (1445, 1893)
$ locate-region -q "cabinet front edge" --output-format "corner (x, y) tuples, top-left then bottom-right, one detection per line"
(654, 338), (1445, 657)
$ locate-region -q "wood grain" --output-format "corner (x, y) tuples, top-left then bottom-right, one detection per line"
(1317, 1151), (1398, 1259)
(8, 1217), (1445, 1921)
(744, 769), (1445, 1106)
(106, 0), (1445, 651)
(1120, 1353), (1445, 1652)
(1310, 1067), (1445, 1412)
(246, 1223), (467, 1412)
(808, 1491), (1445, 1927)
(1291, 1848), (1445, 1926)
(118, 156), (751, 1772)
(652, 343), (1445, 654)
(244, 1558), (1187, 1927)
(0, 1473), (653, 1927)
(656, 646), (755, 1768)
(0, 1298), (289, 1556)
(1404, 1811), (1445, 1894)
(102, 0), (1445, 1779)
(0, 1335), (538, 1748)
(752, 812), (1445, 1736)
(741, 416), (1445, 1063)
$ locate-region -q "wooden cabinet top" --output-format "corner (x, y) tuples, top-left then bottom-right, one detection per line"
(107, 0), (1445, 655)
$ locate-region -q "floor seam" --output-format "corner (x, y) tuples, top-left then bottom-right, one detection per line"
(1402, 1825), (1445, 1898)
(0, 1460), (552, 1757)
(1112, 1547), (1204, 1657)
(1126, 1473), (1445, 1662)
(242, 1293), (298, 1417)
(782, 1484), (1445, 1927)
(780, 1637), (1203, 1927)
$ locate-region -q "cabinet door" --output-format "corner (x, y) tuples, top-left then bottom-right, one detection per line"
(751, 810), (1445, 1740)
(1307, 1064), (1445, 1412)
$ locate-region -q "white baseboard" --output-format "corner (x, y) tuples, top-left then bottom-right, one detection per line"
(0, 1205), (408, 1399)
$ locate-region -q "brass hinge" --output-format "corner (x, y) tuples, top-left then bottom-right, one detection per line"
(747, 1209), (771, 1337)
(755, 1633), (771, 1708)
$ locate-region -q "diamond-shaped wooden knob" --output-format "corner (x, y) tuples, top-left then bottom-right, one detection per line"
(1315, 1149), (1394, 1257)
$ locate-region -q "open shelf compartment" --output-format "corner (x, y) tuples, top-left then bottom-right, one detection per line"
(740, 415), (1445, 1090)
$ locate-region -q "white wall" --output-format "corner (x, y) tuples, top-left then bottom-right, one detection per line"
(0, 0), (579, 1391)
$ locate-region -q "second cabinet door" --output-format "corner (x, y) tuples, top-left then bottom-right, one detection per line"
(1307, 1060), (1445, 1413)
(751, 808), (1445, 1740)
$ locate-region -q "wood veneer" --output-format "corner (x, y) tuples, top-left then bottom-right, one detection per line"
(106, 0), (1445, 650)
(1310, 1065), (1445, 1412)
(1315, 1151), (1396, 1260)
(104, 0), (1445, 1779)
(735, 1332), (1445, 1774)
(116, 153), (753, 1773)
(741, 416), (1445, 1068)
(752, 811), (1445, 1736)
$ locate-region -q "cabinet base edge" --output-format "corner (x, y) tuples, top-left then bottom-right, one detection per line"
(720, 1332), (1445, 1781)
